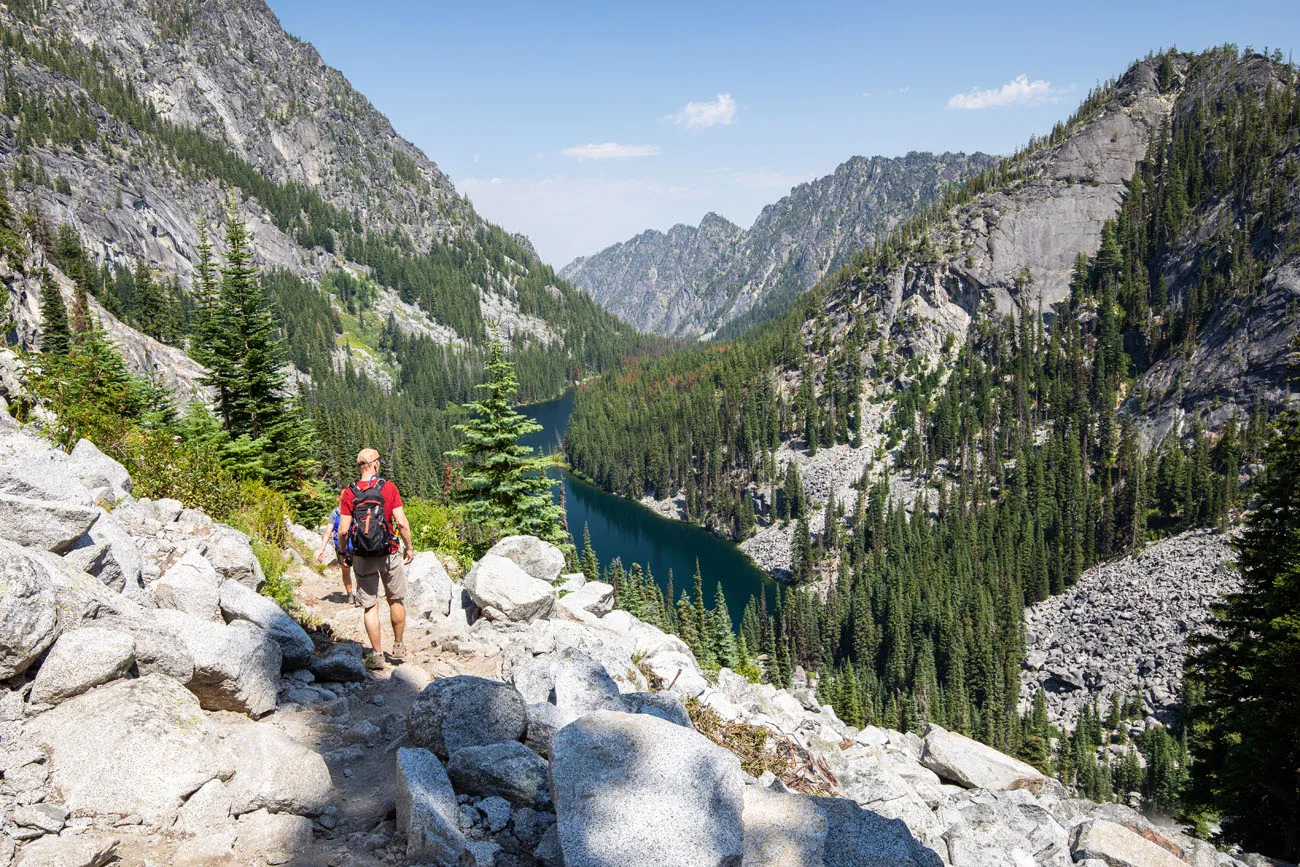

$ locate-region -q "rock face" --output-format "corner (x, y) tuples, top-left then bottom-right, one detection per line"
(464, 553), (557, 622)
(550, 711), (746, 867)
(561, 152), (997, 337)
(1020, 529), (1239, 728)
(919, 725), (1047, 791)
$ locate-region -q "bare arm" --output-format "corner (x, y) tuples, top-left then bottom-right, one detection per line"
(317, 523), (332, 560)
(337, 514), (352, 541)
(392, 506), (414, 563)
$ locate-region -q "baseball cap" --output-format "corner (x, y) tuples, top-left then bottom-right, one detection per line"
(356, 448), (381, 465)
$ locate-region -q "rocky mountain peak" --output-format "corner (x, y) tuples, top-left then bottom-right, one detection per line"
(560, 151), (997, 337)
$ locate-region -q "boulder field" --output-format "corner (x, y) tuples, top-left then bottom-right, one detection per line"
(0, 403), (1270, 866)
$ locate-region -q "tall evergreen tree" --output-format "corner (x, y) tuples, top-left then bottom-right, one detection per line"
(1187, 354), (1300, 859)
(448, 341), (567, 549)
(38, 267), (70, 356)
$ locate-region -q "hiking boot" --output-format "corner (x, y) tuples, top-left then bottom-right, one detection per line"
(363, 651), (386, 672)
(387, 643), (407, 664)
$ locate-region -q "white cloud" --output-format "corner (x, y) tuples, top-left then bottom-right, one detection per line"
(560, 142), (661, 160)
(862, 90), (872, 98)
(667, 93), (737, 129)
(947, 74), (1067, 110)
(730, 169), (813, 191)
(887, 86), (911, 96)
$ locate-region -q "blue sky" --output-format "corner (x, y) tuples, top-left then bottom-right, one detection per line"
(267, 0), (1298, 267)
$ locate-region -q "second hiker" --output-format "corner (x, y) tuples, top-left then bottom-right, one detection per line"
(337, 447), (414, 667)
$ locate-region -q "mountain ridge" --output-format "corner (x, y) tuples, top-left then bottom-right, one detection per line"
(559, 151), (997, 337)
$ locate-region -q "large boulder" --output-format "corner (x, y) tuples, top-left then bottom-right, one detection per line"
(154, 550), (223, 621)
(550, 710), (745, 867)
(464, 553), (556, 622)
(309, 643), (367, 683)
(23, 675), (233, 828)
(92, 609), (195, 683)
(203, 524), (265, 590)
(233, 810), (314, 865)
(0, 539), (59, 678)
(396, 748), (471, 866)
(405, 552), (456, 619)
(0, 492), (101, 554)
(67, 438), (132, 504)
(62, 509), (143, 593)
(486, 535), (566, 583)
(220, 722), (333, 816)
(446, 740), (551, 809)
(13, 834), (119, 867)
(558, 581), (616, 619)
(28, 626), (135, 706)
(219, 578), (314, 669)
(0, 429), (95, 505)
(505, 647), (623, 723)
(920, 724), (1047, 791)
(1071, 819), (1187, 867)
(407, 675), (527, 759)
(742, 787), (829, 866)
(156, 610), (282, 717)
(810, 795), (944, 867)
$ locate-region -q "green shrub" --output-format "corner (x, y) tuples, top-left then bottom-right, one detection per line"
(403, 495), (469, 562)
(253, 537), (297, 611)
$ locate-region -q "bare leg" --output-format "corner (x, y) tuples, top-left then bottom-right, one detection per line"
(340, 562), (353, 595)
(362, 604), (383, 654)
(390, 600), (406, 645)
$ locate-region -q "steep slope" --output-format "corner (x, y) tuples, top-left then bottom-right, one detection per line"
(0, 0), (644, 371)
(560, 151), (996, 337)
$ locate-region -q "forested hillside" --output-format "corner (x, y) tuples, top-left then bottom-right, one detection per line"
(565, 46), (1299, 791)
(561, 151), (995, 338)
(0, 0), (669, 497)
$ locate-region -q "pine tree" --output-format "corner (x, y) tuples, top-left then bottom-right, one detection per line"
(580, 523), (600, 582)
(448, 341), (566, 550)
(38, 268), (70, 356)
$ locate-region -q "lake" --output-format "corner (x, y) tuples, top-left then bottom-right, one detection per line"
(520, 391), (775, 626)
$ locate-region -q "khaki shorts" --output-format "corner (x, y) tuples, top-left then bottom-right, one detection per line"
(351, 551), (407, 609)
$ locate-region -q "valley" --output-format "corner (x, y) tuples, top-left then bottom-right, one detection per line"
(0, 0), (1298, 863)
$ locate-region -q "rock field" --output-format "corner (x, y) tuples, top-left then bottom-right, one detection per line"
(1020, 529), (1239, 729)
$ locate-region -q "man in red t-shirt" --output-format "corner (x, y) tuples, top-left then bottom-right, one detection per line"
(338, 448), (414, 666)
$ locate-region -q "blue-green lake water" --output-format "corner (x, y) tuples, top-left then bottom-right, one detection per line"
(521, 391), (774, 625)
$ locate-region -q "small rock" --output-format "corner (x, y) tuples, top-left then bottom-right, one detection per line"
(12, 802), (69, 833)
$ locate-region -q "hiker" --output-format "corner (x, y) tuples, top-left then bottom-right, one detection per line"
(337, 448), (414, 667)
(316, 506), (357, 606)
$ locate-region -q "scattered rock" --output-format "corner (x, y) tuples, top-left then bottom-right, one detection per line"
(464, 554), (556, 623)
(396, 747), (471, 866)
(407, 675), (527, 759)
(0, 538), (60, 678)
(558, 581), (615, 618)
(310, 643), (368, 683)
(551, 710), (745, 867)
(156, 611), (282, 717)
(203, 524), (266, 590)
(11, 802), (69, 833)
(62, 509), (143, 593)
(28, 626), (135, 706)
(233, 809), (314, 865)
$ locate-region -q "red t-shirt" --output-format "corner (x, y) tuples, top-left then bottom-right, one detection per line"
(340, 478), (403, 554)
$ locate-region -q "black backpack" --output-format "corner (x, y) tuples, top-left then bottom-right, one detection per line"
(348, 478), (393, 557)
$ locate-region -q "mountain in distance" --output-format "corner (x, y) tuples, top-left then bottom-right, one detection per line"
(559, 151), (997, 338)
(0, 0), (658, 491)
